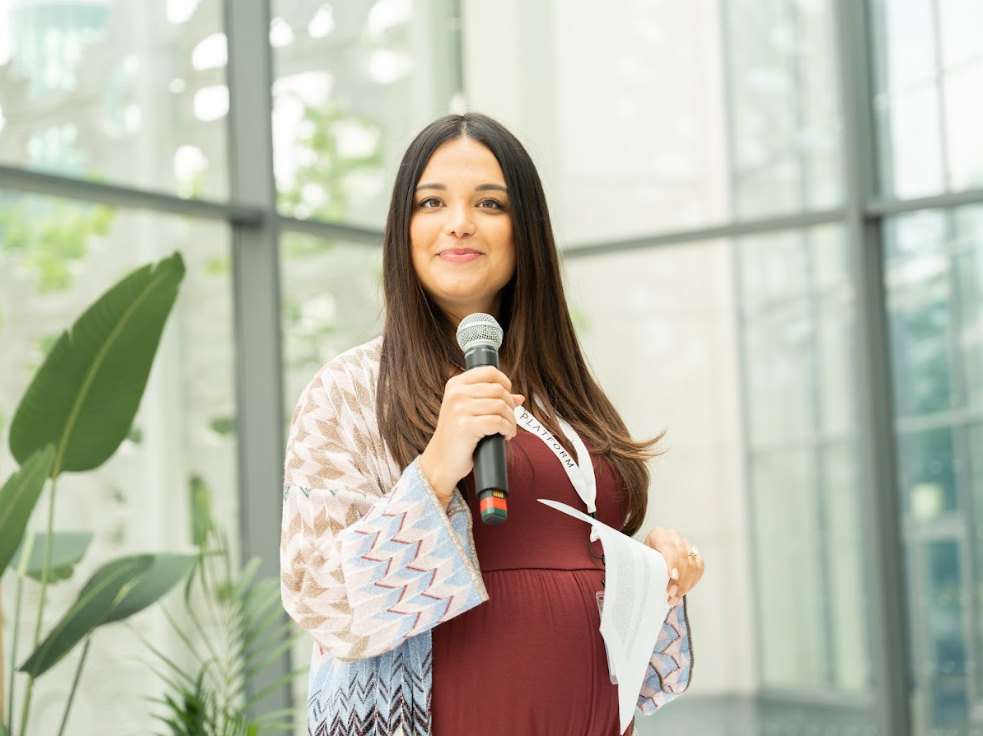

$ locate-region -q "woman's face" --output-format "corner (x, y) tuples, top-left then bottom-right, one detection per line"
(410, 137), (516, 325)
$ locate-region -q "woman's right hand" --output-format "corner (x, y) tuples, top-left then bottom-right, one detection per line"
(420, 366), (524, 497)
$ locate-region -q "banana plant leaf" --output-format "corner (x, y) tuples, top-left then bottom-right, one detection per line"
(18, 552), (196, 678)
(0, 445), (55, 578)
(9, 253), (185, 475)
(10, 531), (94, 583)
(19, 555), (152, 678)
(102, 553), (196, 624)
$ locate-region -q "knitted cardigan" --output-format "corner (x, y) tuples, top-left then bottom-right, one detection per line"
(280, 337), (693, 736)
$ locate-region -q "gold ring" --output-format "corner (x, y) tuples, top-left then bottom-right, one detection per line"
(687, 546), (699, 559)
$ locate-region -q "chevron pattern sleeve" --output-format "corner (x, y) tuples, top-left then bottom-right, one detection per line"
(636, 597), (694, 714)
(280, 342), (489, 662)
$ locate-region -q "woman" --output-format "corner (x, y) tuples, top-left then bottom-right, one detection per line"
(281, 113), (703, 736)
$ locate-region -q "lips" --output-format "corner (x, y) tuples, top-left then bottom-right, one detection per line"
(438, 249), (482, 263)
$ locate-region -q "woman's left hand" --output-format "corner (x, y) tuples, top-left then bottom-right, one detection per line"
(643, 527), (705, 607)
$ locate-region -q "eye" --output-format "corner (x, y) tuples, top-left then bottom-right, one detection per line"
(477, 198), (506, 210)
(417, 197), (443, 209)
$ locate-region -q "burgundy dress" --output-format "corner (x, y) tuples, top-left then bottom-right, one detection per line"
(431, 430), (633, 736)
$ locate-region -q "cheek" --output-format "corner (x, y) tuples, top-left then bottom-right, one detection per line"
(409, 220), (433, 267)
(409, 217), (426, 254)
(500, 226), (516, 275)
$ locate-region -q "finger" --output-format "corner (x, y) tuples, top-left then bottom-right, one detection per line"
(457, 383), (518, 405)
(673, 550), (704, 603)
(673, 564), (698, 602)
(686, 555), (706, 592)
(643, 529), (681, 592)
(457, 366), (512, 392)
(467, 398), (522, 420)
(665, 541), (688, 592)
(513, 394), (525, 406)
(477, 415), (516, 439)
(667, 545), (691, 601)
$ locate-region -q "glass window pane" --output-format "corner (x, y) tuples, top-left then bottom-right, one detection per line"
(908, 540), (970, 729)
(943, 61), (983, 192)
(751, 447), (827, 688)
(812, 221), (852, 289)
(873, 0), (983, 198)
(564, 241), (759, 731)
(0, 194), (237, 732)
(745, 301), (817, 444)
(0, 0), (228, 199)
(884, 209), (947, 261)
(737, 224), (870, 701)
(823, 442), (871, 692)
(887, 208), (983, 734)
(898, 427), (959, 518)
(939, 0), (983, 67)
(463, 0), (732, 245)
(955, 222), (983, 410)
(818, 289), (856, 437)
(739, 225), (853, 445)
(271, 1), (462, 229)
(970, 423), (983, 706)
(876, 85), (946, 199)
(875, 0), (937, 90)
(886, 253), (954, 417)
(738, 230), (809, 311)
(280, 232), (384, 411)
(724, 0), (843, 218)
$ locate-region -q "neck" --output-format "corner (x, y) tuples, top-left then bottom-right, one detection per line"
(441, 295), (503, 330)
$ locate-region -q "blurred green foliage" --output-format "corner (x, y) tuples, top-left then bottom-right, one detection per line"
(0, 195), (116, 293)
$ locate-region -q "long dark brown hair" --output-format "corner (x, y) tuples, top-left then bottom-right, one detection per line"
(377, 112), (662, 536)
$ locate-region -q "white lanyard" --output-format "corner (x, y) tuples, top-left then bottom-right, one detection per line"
(513, 404), (598, 518)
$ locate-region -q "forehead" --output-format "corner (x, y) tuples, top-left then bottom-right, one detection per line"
(419, 138), (505, 184)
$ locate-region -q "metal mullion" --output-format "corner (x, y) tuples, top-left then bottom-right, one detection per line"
(804, 236), (839, 691)
(867, 0), (893, 195)
(560, 208), (846, 259)
(224, 0), (292, 720)
(944, 204), (981, 714)
(557, 186), (983, 261)
(835, 1), (911, 735)
(896, 406), (983, 434)
(278, 214), (384, 245)
(929, 0), (953, 192)
(0, 165), (263, 224)
(867, 187), (983, 216)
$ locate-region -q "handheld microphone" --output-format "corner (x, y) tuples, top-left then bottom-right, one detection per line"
(456, 313), (508, 525)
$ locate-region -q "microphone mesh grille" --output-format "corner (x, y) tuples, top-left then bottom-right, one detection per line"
(456, 313), (504, 352)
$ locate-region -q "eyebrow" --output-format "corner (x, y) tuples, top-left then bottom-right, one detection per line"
(415, 183), (508, 193)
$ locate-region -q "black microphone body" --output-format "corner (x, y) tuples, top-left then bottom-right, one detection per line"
(457, 314), (509, 525)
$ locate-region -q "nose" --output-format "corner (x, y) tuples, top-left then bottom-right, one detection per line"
(443, 201), (475, 237)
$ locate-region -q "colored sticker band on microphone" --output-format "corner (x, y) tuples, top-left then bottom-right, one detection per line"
(480, 495), (508, 523)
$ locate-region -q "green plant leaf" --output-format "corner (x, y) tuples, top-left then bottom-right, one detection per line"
(19, 555), (152, 677)
(103, 553), (196, 624)
(0, 445), (55, 578)
(9, 253), (185, 475)
(10, 531), (94, 582)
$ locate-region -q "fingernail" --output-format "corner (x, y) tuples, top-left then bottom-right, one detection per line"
(668, 586), (678, 598)
(668, 597), (679, 606)
(671, 568), (679, 580)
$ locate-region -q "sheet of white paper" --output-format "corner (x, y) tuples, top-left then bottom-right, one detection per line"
(539, 499), (671, 732)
